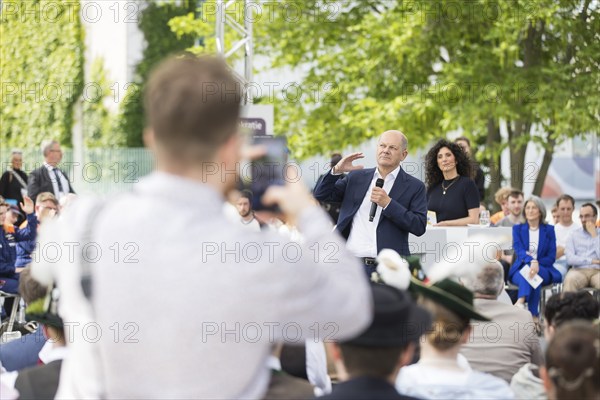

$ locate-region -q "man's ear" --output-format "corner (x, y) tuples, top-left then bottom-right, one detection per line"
(540, 366), (554, 395)
(325, 342), (342, 362)
(399, 342), (416, 368)
(460, 325), (472, 345)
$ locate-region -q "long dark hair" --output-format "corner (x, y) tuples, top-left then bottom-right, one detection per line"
(425, 139), (473, 189)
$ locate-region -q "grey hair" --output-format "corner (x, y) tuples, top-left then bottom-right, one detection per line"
(523, 195), (547, 225)
(11, 149), (23, 156)
(41, 140), (59, 156)
(463, 262), (504, 297)
(379, 130), (408, 150)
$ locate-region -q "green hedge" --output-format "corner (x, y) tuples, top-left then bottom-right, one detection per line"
(0, 0), (84, 149)
(116, 1), (196, 147)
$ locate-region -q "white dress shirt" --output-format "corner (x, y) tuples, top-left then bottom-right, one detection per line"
(346, 165), (400, 258)
(44, 162), (70, 200)
(31, 171), (372, 399)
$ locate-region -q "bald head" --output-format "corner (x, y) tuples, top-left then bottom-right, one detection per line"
(379, 130), (407, 150)
(463, 261), (504, 298)
(376, 130), (408, 171)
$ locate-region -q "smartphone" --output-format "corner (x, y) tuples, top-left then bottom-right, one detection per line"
(250, 135), (288, 211)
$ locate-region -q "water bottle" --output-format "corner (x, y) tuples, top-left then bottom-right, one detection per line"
(479, 210), (490, 227)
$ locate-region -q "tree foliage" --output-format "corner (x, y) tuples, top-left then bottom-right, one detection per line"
(83, 58), (124, 148)
(170, 0), (599, 196)
(115, 0), (196, 147)
(0, 0), (84, 149)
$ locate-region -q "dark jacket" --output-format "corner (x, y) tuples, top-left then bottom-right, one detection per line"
(0, 169), (28, 204)
(321, 376), (421, 400)
(27, 165), (75, 203)
(15, 359), (62, 400)
(1, 213), (38, 276)
(314, 167), (427, 256)
(262, 369), (314, 400)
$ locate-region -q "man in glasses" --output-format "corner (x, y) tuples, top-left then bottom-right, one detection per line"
(563, 203), (600, 291)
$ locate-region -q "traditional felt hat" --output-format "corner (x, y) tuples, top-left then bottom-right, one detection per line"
(345, 283), (432, 347)
(410, 278), (490, 321)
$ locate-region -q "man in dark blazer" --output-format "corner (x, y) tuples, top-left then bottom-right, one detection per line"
(314, 131), (427, 276)
(27, 140), (75, 203)
(322, 284), (431, 400)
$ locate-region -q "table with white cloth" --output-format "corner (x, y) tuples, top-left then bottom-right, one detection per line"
(408, 226), (513, 276)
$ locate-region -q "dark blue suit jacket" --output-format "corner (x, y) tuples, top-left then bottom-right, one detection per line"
(314, 167), (427, 256)
(320, 376), (420, 400)
(509, 223), (558, 280)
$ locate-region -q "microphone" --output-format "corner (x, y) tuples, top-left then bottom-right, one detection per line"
(369, 178), (385, 222)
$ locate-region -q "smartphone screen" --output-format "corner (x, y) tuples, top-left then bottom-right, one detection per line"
(250, 136), (287, 211)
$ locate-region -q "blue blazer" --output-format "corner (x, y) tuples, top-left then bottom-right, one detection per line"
(314, 167), (427, 256)
(509, 223), (557, 279)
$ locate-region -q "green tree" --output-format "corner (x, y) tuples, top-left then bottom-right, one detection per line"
(83, 58), (123, 148)
(115, 0), (196, 147)
(0, 0), (84, 148)
(169, 0), (599, 200)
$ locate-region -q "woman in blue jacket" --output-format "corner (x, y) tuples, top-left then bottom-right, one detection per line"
(1, 196), (37, 298)
(509, 196), (561, 321)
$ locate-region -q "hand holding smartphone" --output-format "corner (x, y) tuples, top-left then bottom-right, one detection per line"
(250, 136), (288, 212)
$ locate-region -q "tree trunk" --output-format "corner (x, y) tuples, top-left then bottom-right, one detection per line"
(508, 120), (529, 191)
(532, 131), (557, 196)
(485, 118), (502, 210)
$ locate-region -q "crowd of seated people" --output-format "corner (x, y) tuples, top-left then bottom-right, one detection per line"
(1, 54), (598, 400)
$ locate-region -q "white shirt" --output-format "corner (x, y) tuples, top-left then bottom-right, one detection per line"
(555, 222), (580, 248)
(44, 162), (70, 200)
(31, 171), (372, 399)
(396, 358), (515, 399)
(240, 216), (262, 232)
(345, 165), (400, 258)
(528, 229), (540, 259)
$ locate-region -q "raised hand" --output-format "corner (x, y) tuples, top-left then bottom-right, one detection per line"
(333, 152), (365, 174)
(20, 196), (34, 215)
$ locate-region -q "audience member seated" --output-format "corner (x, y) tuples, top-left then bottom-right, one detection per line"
(0, 196), (37, 316)
(262, 343), (314, 400)
(490, 187), (513, 225)
(509, 196), (561, 325)
(540, 321), (599, 400)
(323, 283), (431, 400)
(1, 269), (66, 399)
(563, 203), (600, 292)
(461, 261), (543, 382)
(15, 192), (59, 268)
(396, 279), (514, 399)
(510, 291), (599, 399)
(550, 206), (559, 225)
(0, 268), (47, 372)
(495, 190), (525, 227)
(542, 291), (599, 340)
(236, 190), (262, 232)
(553, 194), (580, 278)
(425, 139), (480, 226)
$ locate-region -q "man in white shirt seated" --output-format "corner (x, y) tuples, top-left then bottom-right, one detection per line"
(553, 194), (580, 277)
(236, 190), (262, 232)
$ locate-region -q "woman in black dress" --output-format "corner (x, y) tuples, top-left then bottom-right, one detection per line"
(425, 139), (480, 226)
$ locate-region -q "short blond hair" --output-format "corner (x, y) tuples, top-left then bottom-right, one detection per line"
(494, 187), (514, 205)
